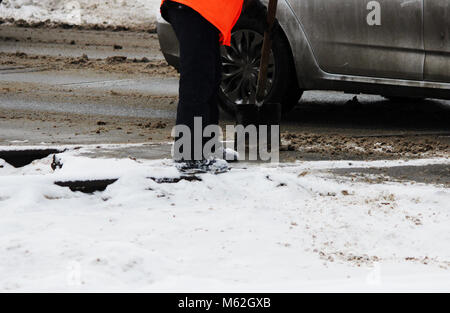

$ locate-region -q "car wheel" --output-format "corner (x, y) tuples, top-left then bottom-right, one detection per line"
(219, 15), (302, 116)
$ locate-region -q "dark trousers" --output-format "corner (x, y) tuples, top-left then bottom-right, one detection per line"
(163, 1), (222, 160)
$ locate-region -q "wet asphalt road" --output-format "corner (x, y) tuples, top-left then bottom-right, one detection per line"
(0, 25), (449, 186)
(1, 65), (449, 133)
(0, 68), (178, 118)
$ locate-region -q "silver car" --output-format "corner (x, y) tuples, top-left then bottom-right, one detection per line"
(157, 0), (450, 114)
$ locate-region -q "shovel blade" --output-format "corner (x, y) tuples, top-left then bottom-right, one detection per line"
(234, 102), (281, 157)
(235, 102), (281, 126)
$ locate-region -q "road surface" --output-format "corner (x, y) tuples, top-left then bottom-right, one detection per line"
(0, 24), (449, 185)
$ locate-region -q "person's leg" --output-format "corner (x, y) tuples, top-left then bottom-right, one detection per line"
(204, 39), (222, 158)
(208, 38), (222, 127)
(166, 3), (221, 161)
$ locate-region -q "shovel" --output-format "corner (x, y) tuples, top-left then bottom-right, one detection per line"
(235, 0), (281, 153)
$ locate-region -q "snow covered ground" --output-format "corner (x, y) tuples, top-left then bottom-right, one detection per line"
(1, 145), (450, 292)
(0, 0), (162, 26)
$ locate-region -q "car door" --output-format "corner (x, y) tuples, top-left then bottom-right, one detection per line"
(288, 0), (424, 80)
(424, 0), (450, 83)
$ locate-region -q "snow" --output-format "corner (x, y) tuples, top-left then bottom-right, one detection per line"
(1, 146), (450, 292)
(0, 0), (162, 27)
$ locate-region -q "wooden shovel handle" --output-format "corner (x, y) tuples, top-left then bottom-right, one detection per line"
(255, 0), (278, 104)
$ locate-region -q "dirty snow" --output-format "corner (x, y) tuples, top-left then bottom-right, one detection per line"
(0, 0), (162, 26)
(1, 146), (450, 292)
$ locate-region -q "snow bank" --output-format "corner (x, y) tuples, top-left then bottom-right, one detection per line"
(0, 0), (162, 27)
(1, 147), (450, 292)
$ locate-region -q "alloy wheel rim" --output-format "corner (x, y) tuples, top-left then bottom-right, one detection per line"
(220, 29), (275, 106)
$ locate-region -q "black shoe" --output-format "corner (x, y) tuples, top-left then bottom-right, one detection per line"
(175, 159), (230, 175)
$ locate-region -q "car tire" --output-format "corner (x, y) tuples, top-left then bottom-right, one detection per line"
(218, 15), (302, 116)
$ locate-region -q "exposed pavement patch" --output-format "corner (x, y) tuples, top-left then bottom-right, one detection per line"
(282, 132), (449, 160)
(0, 148), (64, 168)
(332, 164), (450, 186)
(54, 179), (119, 194)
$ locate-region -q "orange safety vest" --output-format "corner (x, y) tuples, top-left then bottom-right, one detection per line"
(161, 0), (244, 46)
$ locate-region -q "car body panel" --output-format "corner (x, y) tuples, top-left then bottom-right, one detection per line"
(289, 0), (424, 80)
(157, 14), (180, 69)
(424, 0), (450, 83)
